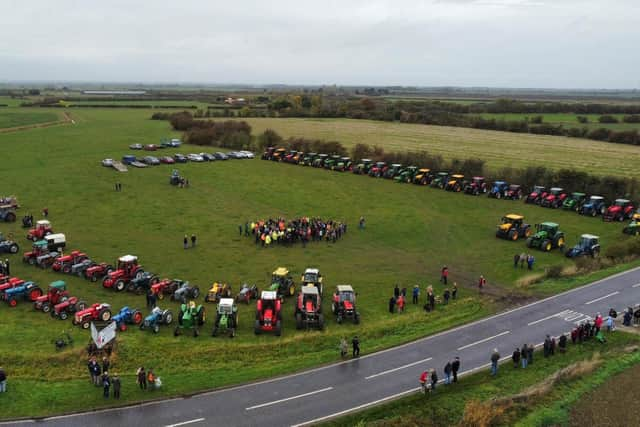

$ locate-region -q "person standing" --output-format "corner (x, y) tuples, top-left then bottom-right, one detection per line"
(451, 357), (460, 383)
(513, 253), (520, 269)
(512, 347), (521, 368)
(550, 336), (556, 356)
(352, 336), (360, 357)
(397, 294), (405, 313)
(443, 288), (450, 305)
(452, 282), (458, 300)
(429, 291), (436, 312)
(112, 373), (121, 399)
(440, 266), (449, 285)
(521, 344), (528, 368)
(388, 296), (396, 314)
(527, 254), (534, 270)
(238, 225), (243, 236)
(543, 335), (551, 358)
(490, 348), (500, 376)
(43, 207), (48, 218)
(419, 370), (429, 394)
(102, 357), (110, 375)
(244, 222), (249, 236)
(412, 285), (420, 304)
(558, 334), (567, 353)
(444, 361), (452, 385)
(4, 259), (9, 276)
(137, 366), (147, 390)
(359, 216), (365, 229)
(527, 344), (534, 365)
(519, 252), (527, 269)
(430, 369), (438, 392)
(393, 284), (400, 299)
(183, 235), (188, 250)
(0, 366), (7, 393)
(340, 338), (348, 358)
(191, 234), (197, 248)
(478, 275), (486, 291)
(102, 372), (110, 399)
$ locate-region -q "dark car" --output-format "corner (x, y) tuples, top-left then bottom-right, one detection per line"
(174, 154), (188, 163)
(214, 152), (229, 160)
(143, 156), (160, 165)
(200, 153), (216, 161)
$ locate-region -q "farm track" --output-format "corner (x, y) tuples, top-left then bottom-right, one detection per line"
(0, 111), (73, 133)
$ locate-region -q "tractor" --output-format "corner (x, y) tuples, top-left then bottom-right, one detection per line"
(525, 185), (548, 204)
(169, 169), (182, 186)
(332, 285), (360, 324)
(51, 297), (87, 320)
(112, 306), (143, 331)
(301, 268), (323, 295)
(26, 220), (53, 241)
(272, 148), (287, 161)
(102, 255), (145, 291)
(212, 298), (238, 337)
(562, 192), (587, 212)
(283, 150), (298, 163)
(150, 278), (182, 299)
(51, 250), (89, 274)
(73, 303), (112, 329)
(171, 282), (201, 304)
(394, 166), (418, 183)
(368, 161), (387, 177)
(22, 240), (61, 266)
(445, 174), (465, 192)
(565, 234), (601, 258)
(33, 280), (69, 313)
(324, 154), (341, 170)
(270, 267), (296, 298)
(505, 184), (524, 200)
(301, 152), (317, 166)
(0, 195), (19, 209)
(334, 156), (352, 172)
(140, 306), (173, 334)
(313, 154), (329, 168)
(84, 262), (114, 282)
(261, 146), (275, 160)
(579, 195), (607, 217)
(292, 151), (304, 164)
(127, 271), (159, 295)
(540, 187), (567, 208)
(235, 283), (259, 304)
(495, 214), (532, 241)
(3, 282), (42, 307)
(383, 163), (403, 179)
(0, 233), (19, 254)
(0, 205), (17, 223)
(413, 168), (433, 185)
(352, 159), (372, 175)
(488, 181), (509, 199)
(603, 199), (635, 222)
(464, 176), (487, 195)
(526, 222), (566, 252)
(0, 277), (24, 297)
(430, 172), (449, 189)
(174, 301), (206, 337)
(295, 286), (324, 330)
(70, 259), (95, 277)
(204, 281), (231, 303)
(623, 212), (640, 235)
(254, 290), (282, 336)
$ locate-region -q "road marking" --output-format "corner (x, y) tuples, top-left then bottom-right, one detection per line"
(165, 418), (205, 427)
(457, 331), (510, 351)
(585, 291), (620, 305)
(245, 387), (333, 411)
(365, 357), (433, 379)
(633, 283), (640, 288)
(528, 310), (570, 326)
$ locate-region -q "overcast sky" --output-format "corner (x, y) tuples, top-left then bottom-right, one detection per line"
(1, 0), (638, 88)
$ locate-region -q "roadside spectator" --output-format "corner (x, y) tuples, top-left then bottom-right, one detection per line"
(397, 294), (405, 313)
(112, 373), (121, 399)
(87, 358), (96, 384)
(623, 308), (632, 326)
(558, 334), (567, 353)
(388, 296), (396, 314)
(478, 275), (486, 291)
(571, 327), (578, 344)
(634, 306), (640, 325)
(550, 336), (556, 355)
(191, 234), (197, 248)
(490, 349), (500, 376)
(149, 290), (157, 309)
(451, 357), (460, 382)
(340, 338), (348, 358)
(183, 235), (188, 250)
(527, 254), (535, 270)
(521, 344), (528, 368)
(102, 372), (110, 398)
(419, 370), (429, 393)
(527, 344), (534, 365)
(543, 335), (551, 358)
(519, 252), (527, 269)
(429, 291), (436, 312)
(452, 282), (458, 300)
(0, 366), (6, 393)
(512, 347), (521, 368)
(136, 366), (147, 390)
(513, 253), (520, 268)
(412, 285), (420, 304)
(430, 369), (438, 392)
(90, 358), (102, 386)
(102, 357), (110, 374)
(244, 222), (249, 236)
(606, 314), (615, 332)
(443, 288), (450, 305)
(352, 336), (360, 357)
(444, 360), (452, 385)
(440, 266), (449, 285)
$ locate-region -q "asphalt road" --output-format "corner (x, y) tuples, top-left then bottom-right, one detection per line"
(4, 266), (640, 427)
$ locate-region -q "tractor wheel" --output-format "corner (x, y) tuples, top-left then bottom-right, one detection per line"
(295, 313), (303, 330)
(592, 248), (600, 258)
(8, 298), (17, 307)
(90, 273), (98, 283)
(542, 240), (552, 252)
(42, 302), (51, 313)
(174, 327), (180, 337)
(526, 238), (533, 248)
(354, 313), (361, 324)
(9, 244), (18, 254)
(153, 325), (160, 334)
(120, 323), (127, 332)
(151, 276), (160, 285)
(28, 257), (36, 265)
(591, 210), (597, 217)
(556, 237), (565, 248)
(163, 310), (173, 325)
(254, 320), (262, 335)
(132, 310), (143, 324)
(275, 320), (282, 337)
(191, 286), (200, 299)
(99, 308), (112, 321)
(157, 292), (164, 300)
(509, 230), (518, 241)
(496, 192), (501, 199)
(193, 328), (199, 338)
(318, 314), (325, 330)
(82, 321), (90, 329)
(76, 301), (87, 311)
(135, 270), (145, 280)
(29, 287), (43, 301)
(59, 311), (68, 320)
(230, 328), (235, 338)
(62, 265), (71, 274)
(289, 284), (296, 296)
(114, 280), (126, 292)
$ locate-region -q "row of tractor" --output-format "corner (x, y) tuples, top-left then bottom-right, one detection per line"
(496, 214), (601, 258)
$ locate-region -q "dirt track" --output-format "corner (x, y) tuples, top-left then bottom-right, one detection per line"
(0, 111), (74, 133)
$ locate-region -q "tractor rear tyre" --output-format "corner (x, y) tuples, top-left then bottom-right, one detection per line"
(191, 286), (200, 299)
(162, 310), (173, 325)
(508, 230), (518, 241)
(295, 312), (303, 330)
(59, 311), (68, 320)
(318, 314), (325, 331)
(542, 240), (552, 252)
(254, 320), (261, 335)
(114, 280), (126, 292)
(42, 302), (51, 313)
(153, 325), (160, 334)
(82, 321), (90, 329)
(77, 301), (87, 311)
(212, 326), (218, 337)
(275, 320), (282, 336)
(555, 236), (565, 248)
(132, 310), (143, 324)
(29, 287), (43, 301)
(8, 298), (17, 307)
(99, 308), (112, 321)
(90, 273), (98, 283)
(9, 244), (18, 254)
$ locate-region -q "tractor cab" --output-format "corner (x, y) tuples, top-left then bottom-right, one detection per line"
(27, 220), (53, 241)
(45, 233), (66, 251)
(313, 154), (329, 167)
(300, 286), (320, 312)
(301, 268), (323, 295)
(334, 285), (355, 305)
(262, 146), (275, 159)
(414, 168), (432, 185)
(563, 192), (586, 211)
(218, 298), (236, 316)
(536, 222), (559, 235)
(117, 255), (139, 273)
(431, 171), (449, 188)
(566, 234), (600, 258)
(445, 174), (464, 192)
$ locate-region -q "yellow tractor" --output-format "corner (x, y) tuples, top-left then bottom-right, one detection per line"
(270, 267), (296, 298)
(496, 214), (532, 241)
(204, 282), (232, 303)
(445, 174), (464, 192)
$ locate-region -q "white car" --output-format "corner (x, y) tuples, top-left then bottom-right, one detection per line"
(240, 150), (255, 159)
(101, 158), (114, 167)
(187, 154), (205, 162)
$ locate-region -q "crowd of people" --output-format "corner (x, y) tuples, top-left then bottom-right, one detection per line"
(246, 217), (348, 247)
(85, 356), (160, 400)
(513, 253), (535, 270)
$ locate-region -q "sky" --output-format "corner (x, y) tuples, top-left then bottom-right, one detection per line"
(1, 0), (638, 88)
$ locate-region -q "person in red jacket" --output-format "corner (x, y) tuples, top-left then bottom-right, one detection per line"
(478, 275), (486, 291)
(594, 313), (604, 334)
(419, 370), (429, 393)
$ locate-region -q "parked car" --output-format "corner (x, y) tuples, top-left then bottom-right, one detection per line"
(213, 152), (229, 160)
(187, 154), (205, 162)
(144, 144), (158, 151)
(101, 159), (114, 167)
(240, 151), (255, 159)
(160, 156), (175, 164)
(129, 143), (143, 150)
(174, 154), (188, 163)
(122, 155), (137, 165)
(143, 156), (160, 165)
(199, 153), (216, 161)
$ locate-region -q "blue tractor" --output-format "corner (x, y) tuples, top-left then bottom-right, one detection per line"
(113, 306), (143, 331)
(565, 234), (601, 258)
(140, 306), (173, 334)
(3, 281), (42, 307)
(0, 233), (19, 254)
(488, 181), (509, 199)
(0, 205), (17, 223)
(579, 195), (607, 217)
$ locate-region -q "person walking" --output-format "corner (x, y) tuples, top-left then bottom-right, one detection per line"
(521, 344), (528, 368)
(102, 372), (110, 399)
(112, 373), (121, 399)
(0, 366), (7, 393)
(340, 338), (348, 358)
(451, 357), (460, 383)
(137, 367), (147, 390)
(490, 348), (500, 376)
(440, 266), (449, 285)
(478, 275), (486, 291)
(444, 361), (452, 385)
(412, 285), (420, 304)
(352, 336), (360, 358)
(191, 234), (196, 248)
(452, 282), (458, 300)
(513, 253), (520, 269)
(183, 235), (188, 249)
(512, 347), (521, 368)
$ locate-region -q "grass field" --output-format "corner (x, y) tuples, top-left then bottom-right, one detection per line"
(0, 111), (59, 129)
(478, 113), (640, 131)
(0, 107), (637, 419)
(321, 331), (640, 427)
(231, 117), (640, 179)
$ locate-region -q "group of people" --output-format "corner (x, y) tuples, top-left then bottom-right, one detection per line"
(247, 217), (348, 247)
(339, 336), (361, 358)
(420, 357), (461, 393)
(136, 366), (161, 391)
(388, 283), (459, 314)
(571, 311), (613, 344)
(622, 306), (640, 326)
(0, 258), (10, 276)
(87, 356), (121, 399)
(513, 253), (535, 270)
(183, 234), (197, 249)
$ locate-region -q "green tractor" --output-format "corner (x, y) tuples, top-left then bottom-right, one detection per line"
(394, 166), (418, 183)
(430, 172), (449, 189)
(312, 154), (328, 168)
(212, 298), (238, 337)
(324, 155), (341, 170)
(301, 152), (317, 166)
(352, 159), (372, 175)
(174, 300), (206, 337)
(623, 212), (640, 236)
(383, 163), (404, 179)
(526, 222), (566, 252)
(334, 157), (352, 172)
(562, 192), (587, 212)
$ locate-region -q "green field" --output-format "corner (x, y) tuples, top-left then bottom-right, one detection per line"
(478, 113), (640, 131)
(0, 111), (59, 129)
(232, 117), (640, 179)
(0, 107), (637, 419)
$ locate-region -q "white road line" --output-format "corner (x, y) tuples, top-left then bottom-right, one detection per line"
(457, 331), (510, 351)
(633, 283), (640, 288)
(165, 418), (205, 427)
(246, 387), (333, 411)
(528, 310), (570, 326)
(585, 291), (620, 305)
(365, 357), (433, 380)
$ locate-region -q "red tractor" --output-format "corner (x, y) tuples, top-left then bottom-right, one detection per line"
(254, 291), (282, 336)
(51, 251), (89, 273)
(540, 187), (567, 208)
(33, 280), (70, 313)
(294, 286), (324, 330)
(525, 185), (548, 204)
(463, 176), (487, 195)
(332, 285), (360, 324)
(51, 297), (87, 320)
(84, 262), (114, 282)
(102, 255), (144, 291)
(73, 303), (112, 329)
(150, 278), (181, 299)
(505, 184), (523, 200)
(26, 220), (53, 241)
(368, 162), (388, 178)
(604, 199), (635, 222)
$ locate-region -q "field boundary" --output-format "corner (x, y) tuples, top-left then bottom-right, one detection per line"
(0, 112), (74, 133)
